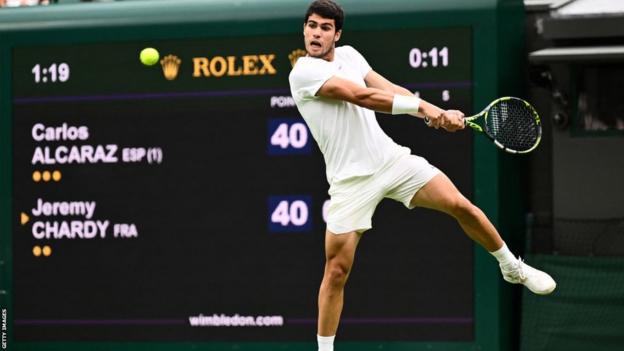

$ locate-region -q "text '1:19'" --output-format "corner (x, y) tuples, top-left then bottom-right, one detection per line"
(31, 63), (71, 83)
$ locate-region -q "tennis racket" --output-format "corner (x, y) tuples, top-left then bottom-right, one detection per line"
(426, 97), (542, 154)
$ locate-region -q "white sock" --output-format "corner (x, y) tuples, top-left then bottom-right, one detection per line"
(318, 335), (335, 351)
(489, 243), (517, 266)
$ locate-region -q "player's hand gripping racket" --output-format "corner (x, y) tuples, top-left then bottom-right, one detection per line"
(427, 97), (542, 154)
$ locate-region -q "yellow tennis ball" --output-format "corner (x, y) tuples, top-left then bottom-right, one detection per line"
(140, 47), (160, 66)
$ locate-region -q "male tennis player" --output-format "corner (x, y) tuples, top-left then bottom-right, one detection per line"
(289, 1), (556, 350)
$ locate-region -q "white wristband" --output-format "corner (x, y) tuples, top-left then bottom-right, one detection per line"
(391, 94), (421, 115)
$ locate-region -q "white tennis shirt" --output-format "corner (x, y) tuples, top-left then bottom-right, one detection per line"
(289, 45), (409, 184)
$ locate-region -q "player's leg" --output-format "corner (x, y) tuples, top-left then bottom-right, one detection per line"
(318, 230), (362, 340)
(409, 172), (556, 295)
(409, 173), (503, 251)
(317, 174), (382, 350)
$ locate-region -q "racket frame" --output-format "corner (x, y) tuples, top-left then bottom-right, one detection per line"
(464, 96), (542, 154)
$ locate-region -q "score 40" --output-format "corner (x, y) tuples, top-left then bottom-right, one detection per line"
(267, 118), (311, 155)
(268, 197), (331, 233)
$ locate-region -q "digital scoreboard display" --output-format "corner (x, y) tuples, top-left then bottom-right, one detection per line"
(11, 28), (474, 342)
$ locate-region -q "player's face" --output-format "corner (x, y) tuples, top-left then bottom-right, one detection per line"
(303, 14), (341, 60)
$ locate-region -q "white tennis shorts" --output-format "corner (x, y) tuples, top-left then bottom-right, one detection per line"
(326, 153), (440, 234)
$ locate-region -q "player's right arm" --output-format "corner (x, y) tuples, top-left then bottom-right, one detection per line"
(317, 76), (395, 113)
(362, 70), (463, 130)
(289, 55), (462, 131)
(317, 76), (464, 132)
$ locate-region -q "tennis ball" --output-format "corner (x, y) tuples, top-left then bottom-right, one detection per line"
(140, 47), (160, 66)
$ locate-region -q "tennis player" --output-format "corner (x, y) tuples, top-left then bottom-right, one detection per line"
(288, 1), (556, 350)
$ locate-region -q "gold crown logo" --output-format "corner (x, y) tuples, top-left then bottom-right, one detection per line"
(160, 54), (182, 81)
(288, 49), (307, 68)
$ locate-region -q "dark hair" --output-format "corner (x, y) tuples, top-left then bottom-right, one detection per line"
(304, 0), (344, 31)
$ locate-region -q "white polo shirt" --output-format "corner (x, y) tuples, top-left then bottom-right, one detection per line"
(289, 45), (409, 184)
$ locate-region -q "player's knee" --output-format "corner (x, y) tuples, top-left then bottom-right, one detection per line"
(448, 195), (478, 220)
(324, 260), (351, 287)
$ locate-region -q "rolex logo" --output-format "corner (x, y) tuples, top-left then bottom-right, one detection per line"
(160, 54), (182, 81)
(288, 49), (306, 67)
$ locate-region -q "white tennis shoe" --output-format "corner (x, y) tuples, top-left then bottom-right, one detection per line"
(500, 258), (556, 295)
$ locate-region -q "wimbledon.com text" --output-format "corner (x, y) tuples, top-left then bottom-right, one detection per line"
(189, 314), (284, 327)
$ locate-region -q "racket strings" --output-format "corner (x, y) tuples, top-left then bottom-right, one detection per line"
(485, 99), (540, 152)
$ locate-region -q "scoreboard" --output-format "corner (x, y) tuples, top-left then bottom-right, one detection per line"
(0, 1), (526, 350)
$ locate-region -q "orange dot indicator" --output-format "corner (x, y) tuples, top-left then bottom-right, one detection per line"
(42, 245), (52, 256)
(52, 170), (62, 182)
(42, 171), (51, 182)
(33, 246), (42, 257)
(33, 171), (42, 182)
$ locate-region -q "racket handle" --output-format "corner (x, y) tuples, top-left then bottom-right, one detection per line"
(424, 116), (470, 129)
